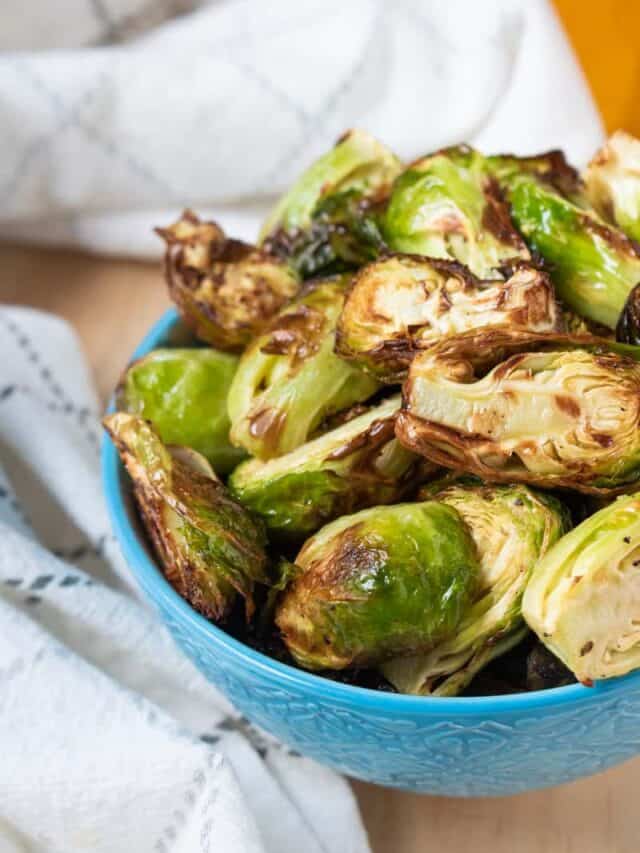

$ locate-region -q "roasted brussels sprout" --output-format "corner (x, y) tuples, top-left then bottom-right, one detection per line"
(275, 502), (479, 670)
(383, 145), (530, 277)
(585, 131), (640, 243)
(229, 395), (431, 539)
(335, 255), (561, 380)
(157, 210), (299, 351)
(382, 481), (567, 695)
(260, 130), (402, 278)
(505, 173), (640, 328)
(227, 276), (380, 460)
(397, 329), (640, 493)
(617, 282), (640, 345)
(488, 149), (581, 200)
(103, 413), (270, 620)
(117, 348), (245, 476)
(523, 493), (640, 683)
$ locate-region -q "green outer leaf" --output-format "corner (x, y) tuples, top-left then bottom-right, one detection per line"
(506, 173), (640, 328)
(259, 129), (401, 239)
(383, 146), (529, 277)
(118, 348), (246, 476)
(523, 492), (640, 682)
(275, 501), (478, 670)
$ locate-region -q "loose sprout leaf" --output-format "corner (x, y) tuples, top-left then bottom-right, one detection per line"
(523, 492), (640, 683)
(227, 276), (380, 460)
(275, 501), (479, 670)
(383, 145), (530, 278)
(117, 348), (245, 476)
(229, 394), (434, 540)
(585, 131), (640, 243)
(260, 130), (402, 278)
(504, 173), (640, 329)
(335, 256), (562, 381)
(157, 210), (299, 351)
(382, 481), (568, 696)
(103, 413), (269, 621)
(397, 329), (640, 494)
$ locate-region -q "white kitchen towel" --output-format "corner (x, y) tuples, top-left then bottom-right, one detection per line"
(0, 305), (371, 853)
(0, 0), (603, 257)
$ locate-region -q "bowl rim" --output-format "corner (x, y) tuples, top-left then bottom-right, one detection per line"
(101, 307), (640, 715)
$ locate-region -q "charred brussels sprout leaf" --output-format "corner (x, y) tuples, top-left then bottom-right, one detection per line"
(260, 130), (402, 278)
(275, 502), (478, 670)
(585, 131), (640, 243)
(229, 395), (433, 540)
(525, 642), (575, 691)
(382, 481), (568, 696)
(383, 145), (530, 278)
(227, 276), (380, 460)
(117, 348), (245, 476)
(616, 282), (640, 345)
(335, 255), (561, 380)
(523, 493), (640, 683)
(157, 210), (299, 351)
(505, 173), (640, 329)
(103, 413), (269, 621)
(488, 149), (581, 200)
(397, 330), (640, 494)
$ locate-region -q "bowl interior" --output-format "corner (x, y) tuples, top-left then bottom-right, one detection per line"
(101, 307), (640, 715)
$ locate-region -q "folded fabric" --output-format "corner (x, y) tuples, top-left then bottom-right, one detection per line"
(0, 0), (603, 256)
(0, 306), (371, 853)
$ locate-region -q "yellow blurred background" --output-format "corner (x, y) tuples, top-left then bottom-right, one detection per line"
(555, 0), (640, 136)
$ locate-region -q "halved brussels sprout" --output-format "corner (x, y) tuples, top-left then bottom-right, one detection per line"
(227, 276), (380, 460)
(275, 501), (478, 670)
(382, 481), (568, 695)
(157, 210), (299, 351)
(523, 493), (640, 683)
(488, 149), (581, 200)
(117, 348), (245, 476)
(505, 173), (640, 328)
(383, 145), (530, 278)
(335, 255), (561, 380)
(585, 131), (640, 243)
(229, 395), (432, 540)
(103, 413), (269, 620)
(397, 330), (640, 493)
(260, 130), (402, 278)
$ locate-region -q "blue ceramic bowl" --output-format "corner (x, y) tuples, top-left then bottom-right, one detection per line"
(102, 309), (640, 796)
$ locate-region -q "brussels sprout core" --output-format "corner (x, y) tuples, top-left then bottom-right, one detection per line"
(276, 502), (478, 670)
(523, 493), (640, 683)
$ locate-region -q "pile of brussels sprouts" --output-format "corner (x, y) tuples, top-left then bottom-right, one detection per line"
(105, 129), (640, 696)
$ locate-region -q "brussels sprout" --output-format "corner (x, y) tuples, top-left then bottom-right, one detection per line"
(523, 493), (640, 683)
(397, 330), (640, 493)
(488, 149), (581, 200)
(229, 395), (432, 539)
(616, 282), (640, 345)
(260, 130), (402, 278)
(383, 145), (530, 278)
(585, 131), (640, 243)
(382, 482), (567, 695)
(103, 413), (269, 620)
(335, 255), (561, 380)
(227, 276), (380, 460)
(505, 173), (640, 328)
(157, 210), (299, 351)
(117, 348), (245, 476)
(275, 502), (479, 670)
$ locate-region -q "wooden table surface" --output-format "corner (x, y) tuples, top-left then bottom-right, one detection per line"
(3, 241), (640, 852)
